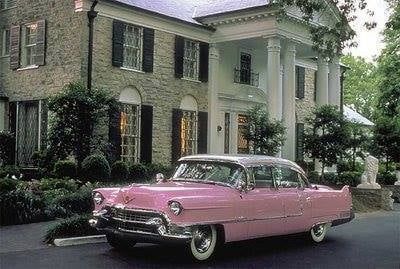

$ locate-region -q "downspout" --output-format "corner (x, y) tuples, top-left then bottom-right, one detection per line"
(87, 0), (99, 91)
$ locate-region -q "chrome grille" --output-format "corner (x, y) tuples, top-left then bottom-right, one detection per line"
(110, 208), (165, 234)
(115, 210), (153, 223)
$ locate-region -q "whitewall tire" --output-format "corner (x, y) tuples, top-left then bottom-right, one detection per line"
(310, 223), (330, 243)
(190, 225), (217, 261)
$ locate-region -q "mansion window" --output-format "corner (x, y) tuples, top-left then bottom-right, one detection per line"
(123, 24), (143, 70)
(180, 110), (197, 156)
(0, 0), (16, 9)
(1, 29), (10, 56)
(234, 52), (259, 87)
(237, 114), (250, 154)
(21, 23), (38, 67)
(120, 103), (140, 164)
(183, 39), (200, 80)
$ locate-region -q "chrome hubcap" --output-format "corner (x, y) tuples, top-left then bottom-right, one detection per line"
(313, 224), (325, 237)
(193, 227), (212, 253)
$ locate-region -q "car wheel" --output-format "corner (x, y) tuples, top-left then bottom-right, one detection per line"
(106, 233), (136, 250)
(310, 223), (330, 243)
(190, 225), (217, 261)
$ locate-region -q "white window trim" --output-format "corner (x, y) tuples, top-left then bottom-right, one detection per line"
(120, 102), (141, 164)
(20, 22), (38, 68)
(1, 28), (10, 57)
(122, 24), (143, 71)
(182, 38), (200, 81)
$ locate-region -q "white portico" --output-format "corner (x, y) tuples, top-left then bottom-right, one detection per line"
(196, 1), (343, 161)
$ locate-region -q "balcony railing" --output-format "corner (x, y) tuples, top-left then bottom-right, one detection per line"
(234, 68), (259, 87)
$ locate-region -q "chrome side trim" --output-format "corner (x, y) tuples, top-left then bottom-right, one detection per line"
(111, 217), (149, 225)
(118, 228), (192, 240)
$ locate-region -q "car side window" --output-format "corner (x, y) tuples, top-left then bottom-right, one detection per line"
(273, 166), (302, 188)
(252, 165), (274, 188)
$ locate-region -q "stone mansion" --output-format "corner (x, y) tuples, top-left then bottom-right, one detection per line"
(0, 0), (344, 167)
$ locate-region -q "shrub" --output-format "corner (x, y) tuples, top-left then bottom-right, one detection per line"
(377, 172), (397, 185)
(337, 171), (362, 187)
(321, 172), (338, 185)
(81, 154), (111, 182)
(0, 190), (49, 226)
(0, 166), (21, 179)
(44, 214), (100, 244)
(50, 188), (93, 217)
(147, 163), (176, 179)
(38, 178), (78, 192)
(111, 161), (129, 181)
(129, 163), (149, 182)
(53, 160), (78, 179)
(337, 160), (363, 173)
(0, 131), (15, 165)
(0, 178), (18, 193)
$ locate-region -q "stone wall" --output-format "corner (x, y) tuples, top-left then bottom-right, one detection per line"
(0, 0), (86, 101)
(295, 67), (316, 124)
(351, 188), (394, 212)
(382, 185), (400, 203)
(92, 15), (208, 164)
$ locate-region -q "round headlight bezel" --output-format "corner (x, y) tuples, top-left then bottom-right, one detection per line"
(169, 201), (183, 216)
(93, 192), (104, 205)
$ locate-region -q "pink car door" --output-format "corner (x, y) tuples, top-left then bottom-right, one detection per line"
(243, 165), (286, 238)
(272, 165), (311, 234)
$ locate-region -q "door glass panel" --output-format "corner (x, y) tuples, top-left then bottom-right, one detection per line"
(120, 103), (140, 164)
(273, 166), (301, 188)
(252, 165), (274, 188)
(237, 114), (249, 154)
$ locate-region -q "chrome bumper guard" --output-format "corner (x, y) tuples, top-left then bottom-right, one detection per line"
(89, 207), (192, 244)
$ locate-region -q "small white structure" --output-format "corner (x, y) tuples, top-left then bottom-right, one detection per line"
(357, 155), (381, 189)
(395, 170), (400, 186)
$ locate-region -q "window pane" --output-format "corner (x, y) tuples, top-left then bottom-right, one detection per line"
(180, 110), (197, 156)
(253, 166), (274, 188)
(183, 39), (199, 80)
(273, 166), (301, 188)
(123, 24), (142, 70)
(120, 103), (140, 164)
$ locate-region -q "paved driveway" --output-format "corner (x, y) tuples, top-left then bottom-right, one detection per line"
(1, 207), (399, 269)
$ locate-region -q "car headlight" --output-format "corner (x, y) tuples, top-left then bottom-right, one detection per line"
(93, 192), (104, 205)
(169, 201), (183, 216)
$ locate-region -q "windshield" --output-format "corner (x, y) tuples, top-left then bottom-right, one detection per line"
(172, 161), (246, 187)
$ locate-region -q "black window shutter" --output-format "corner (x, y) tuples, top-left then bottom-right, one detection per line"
(314, 70), (317, 102)
(174, 36), (184, 78)
(108, 103), (122, 163)
(34, 20), (46, 66)
(296, 66), (305, 99)
(140, 105), (153, 164)
(197, 111), (208, 154)
(112, 20), (125, 67)
(199, 42), (209, 82)
(296, 123), (305, 161)
(171, 108), (183, 163)
(142, 28), (154, 73)
(7, 102), (17, 165)
(10, 25), (20, 70)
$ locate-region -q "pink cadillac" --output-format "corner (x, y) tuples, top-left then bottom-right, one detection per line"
(89, 155), (354, 261)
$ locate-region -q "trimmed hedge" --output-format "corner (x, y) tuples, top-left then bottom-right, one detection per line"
(81, 154), (111, 182)
(50, 188), (93, 217)
(53, 160), (78, 179)
(0, 178), (18, 193)
(111, 161), (129, 181)
(44, 214), (100, 244)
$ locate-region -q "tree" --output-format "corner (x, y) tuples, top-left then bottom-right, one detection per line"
(48, 82), (116, 165)
(372, 2), (400, 170)
(341, 55), (381, 119)
(304, 105), (350, 176)
(243, 105), (286, 156)
(345, 122), (371, 171)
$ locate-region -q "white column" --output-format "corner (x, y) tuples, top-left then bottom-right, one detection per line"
(328, 56), (341, 107)
(282, 43), (296, 161)
(207, 43), (220, 154)
(316, 57), (329, 106)
(266, 37), (282, 120)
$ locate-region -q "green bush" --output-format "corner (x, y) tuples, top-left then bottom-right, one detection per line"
(321, 172), (338, 185)
(0, 178), (18, 193)
(0, 190), (49, 226)
(337, 171), (362, 187)
(377, 172), (397, 185)
(129, 163), (149, 182)
(337, 160), (363, 173)
(50, 188), (93, 217)
(81, 154), (111, 182)
(111, 161), (129, 181)
(38, 178), (78, 192)
(53, 160), (78, 179)
(0, 166), (21, 179)
(44, 214), (100, 244)
(147, 163), (176, 179)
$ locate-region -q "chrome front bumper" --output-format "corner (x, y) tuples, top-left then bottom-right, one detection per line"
(89, 207), (192, 244)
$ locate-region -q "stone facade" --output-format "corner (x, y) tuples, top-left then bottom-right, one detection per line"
(296, 68), (317, 124)
(351, 187), (394, 212)
(92, 16), (208, 164)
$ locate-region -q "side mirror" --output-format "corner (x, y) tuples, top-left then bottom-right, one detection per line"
(156, 173), (165, 183)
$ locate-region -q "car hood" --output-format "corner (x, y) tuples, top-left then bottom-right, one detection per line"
(99, 181), (238, 211)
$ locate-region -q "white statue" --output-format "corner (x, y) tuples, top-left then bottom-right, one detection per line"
(357, 155), (381, 189)
(395, 169), (400, 186)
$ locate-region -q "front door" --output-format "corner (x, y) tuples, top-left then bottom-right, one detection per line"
(243, 165), (285, 238)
